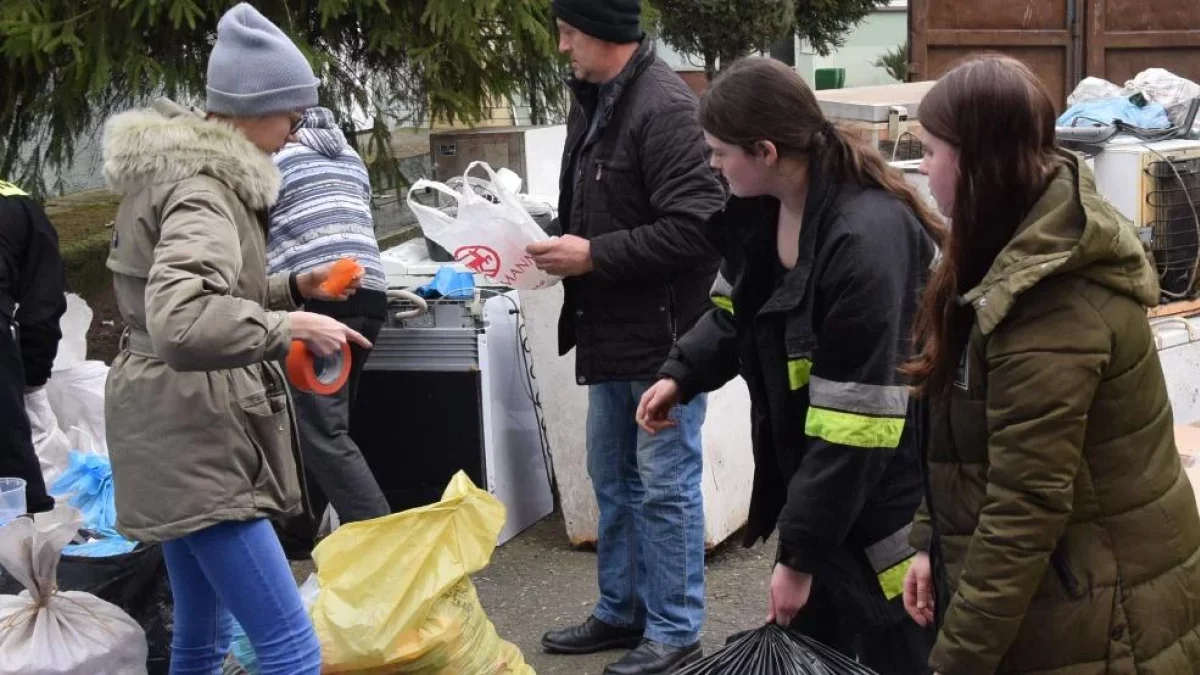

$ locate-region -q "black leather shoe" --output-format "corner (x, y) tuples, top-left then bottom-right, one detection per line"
(541, 616), (644, 655)
(603, 640), (703, 675)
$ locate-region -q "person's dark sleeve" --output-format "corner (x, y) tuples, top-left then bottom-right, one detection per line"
(658, 264), (740, 401)
(11, 198), (66, 387)
(588, 101), (725, 282)
(775, 223), (915, 574)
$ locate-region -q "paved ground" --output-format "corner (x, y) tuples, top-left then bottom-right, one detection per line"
(473, 513), (771, 674)
(290, 511), (769, 673)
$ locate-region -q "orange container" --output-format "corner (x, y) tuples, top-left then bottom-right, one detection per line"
(319, 258), (363, 297)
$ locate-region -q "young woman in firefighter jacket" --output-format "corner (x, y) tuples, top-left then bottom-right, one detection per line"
(636, 58), (944, 671)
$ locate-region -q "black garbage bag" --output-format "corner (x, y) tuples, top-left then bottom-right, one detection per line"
(677, 624), (880, 675)
(0, 542), (173, 675)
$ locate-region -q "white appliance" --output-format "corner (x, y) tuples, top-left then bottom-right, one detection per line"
(350, 287), (555, 545)
(1092, 139), (1200, 298)
(816, 82), (934, 161)
(1152, 316), (1200, 425)
(890, 159), (936, 211)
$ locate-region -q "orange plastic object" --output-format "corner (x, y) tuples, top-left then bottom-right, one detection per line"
(286, 341), (351, 395)
(319, 258), (364, 297)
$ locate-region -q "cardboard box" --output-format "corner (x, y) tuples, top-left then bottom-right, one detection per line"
(1173, 425), (1200, 505)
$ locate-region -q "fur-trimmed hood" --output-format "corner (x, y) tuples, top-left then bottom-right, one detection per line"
(103, 99), (281, 210)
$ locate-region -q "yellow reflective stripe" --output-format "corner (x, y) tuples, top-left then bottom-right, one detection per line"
(0, 180), (26, 197)
(711, 295), (734, 314)
(805, 407), (905, 448)
(877, 556), (914, 600)
(787, 358), (812, 391)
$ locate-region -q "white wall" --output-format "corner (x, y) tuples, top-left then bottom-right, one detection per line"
(519, 284), (755, 549)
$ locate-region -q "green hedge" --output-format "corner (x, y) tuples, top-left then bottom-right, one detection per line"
(61, 231), (113, 304)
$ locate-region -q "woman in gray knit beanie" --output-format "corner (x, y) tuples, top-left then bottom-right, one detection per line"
(102, 4), (367, 673)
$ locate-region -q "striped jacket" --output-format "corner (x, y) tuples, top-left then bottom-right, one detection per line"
(267, 107), (386, 292)
(659, 170), (935, 622)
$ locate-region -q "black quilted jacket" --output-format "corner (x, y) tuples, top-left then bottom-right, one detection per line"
(556, 40), (726, 383)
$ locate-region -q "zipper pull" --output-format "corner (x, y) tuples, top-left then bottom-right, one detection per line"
(596, 163), (603, 181)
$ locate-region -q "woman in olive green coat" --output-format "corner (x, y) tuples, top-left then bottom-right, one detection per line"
(103, 5), (369, 673)
(901, 55), (1200, 674)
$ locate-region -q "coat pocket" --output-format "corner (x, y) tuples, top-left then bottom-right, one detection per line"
(233, 368), (299, 506)
(1050, 547), (1088, 599)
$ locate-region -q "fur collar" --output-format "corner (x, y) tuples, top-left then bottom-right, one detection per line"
(103, 99), (281, 210)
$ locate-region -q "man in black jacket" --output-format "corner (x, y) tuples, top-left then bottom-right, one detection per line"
(0, 180), (67, 516)
(528, 2), (725, 674)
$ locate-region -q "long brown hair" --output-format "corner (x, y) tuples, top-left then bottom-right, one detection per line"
(903, 54), (1062, 394)
(698, 57), (945, 245)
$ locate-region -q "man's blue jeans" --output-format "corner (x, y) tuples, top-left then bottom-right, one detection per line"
(587, 380), (707, 648)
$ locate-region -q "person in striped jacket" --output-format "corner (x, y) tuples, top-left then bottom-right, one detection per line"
(267, 107), (390, 549)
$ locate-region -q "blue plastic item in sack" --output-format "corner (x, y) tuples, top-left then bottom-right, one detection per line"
(51, 451), (137, 556)
(1058, 97), (1172, 130)
(52, 452), (117, 531)
(416, 266), (476, 299)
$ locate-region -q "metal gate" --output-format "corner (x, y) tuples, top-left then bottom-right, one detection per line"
(910, 0), (1200, 109)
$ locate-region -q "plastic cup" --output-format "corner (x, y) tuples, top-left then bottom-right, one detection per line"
(0, 477), (27, 527)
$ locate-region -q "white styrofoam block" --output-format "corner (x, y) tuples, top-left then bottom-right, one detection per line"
(1158, 317), (1200, 425)
(519, 285), (754, 548)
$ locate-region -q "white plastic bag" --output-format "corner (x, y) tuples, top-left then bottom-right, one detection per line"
(45, 294), (109, 456)
(1124, 68), (1200, 131)
(298, 573), (320, 614)
(408, 162), (560, 290)
(0, 506), (148, 675)
(1067, 76), (1126, 107)
(51, 294), (91, 373)
(44, 362), (108, 457)
(23, 388), (71, 486)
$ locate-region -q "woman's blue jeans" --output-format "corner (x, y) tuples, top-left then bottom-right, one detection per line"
(161, 518), (321, 674)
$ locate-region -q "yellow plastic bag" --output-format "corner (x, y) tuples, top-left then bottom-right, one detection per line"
(310, 472), (535, 674)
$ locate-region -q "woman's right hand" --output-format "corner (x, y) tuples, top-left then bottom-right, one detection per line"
(903, 551), (936, 627)
(289, 311), (371, 357)
(636, 378), (683, 434)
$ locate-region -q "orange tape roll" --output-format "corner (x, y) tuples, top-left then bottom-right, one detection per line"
(286, 340), (351, 395)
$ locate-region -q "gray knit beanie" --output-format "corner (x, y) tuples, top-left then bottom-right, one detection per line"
(206, 3), (319, 117)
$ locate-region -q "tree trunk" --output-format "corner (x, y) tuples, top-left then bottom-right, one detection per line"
(704, 51), (718, 82)
(1, 94), (30, 181)
(527, 68), (545, 126)
(719, 48), (748, 73)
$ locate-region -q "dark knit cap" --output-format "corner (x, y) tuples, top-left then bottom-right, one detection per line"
(553, 0), (643, 44)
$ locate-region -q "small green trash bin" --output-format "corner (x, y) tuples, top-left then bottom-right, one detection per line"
(815, 68), (846, 90)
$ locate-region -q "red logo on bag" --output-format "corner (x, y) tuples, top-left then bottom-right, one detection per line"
(454, 245), (501, 276)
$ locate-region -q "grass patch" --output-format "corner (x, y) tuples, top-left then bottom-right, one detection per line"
(44, 191), (119, 302)
(45, 190), (121, 246)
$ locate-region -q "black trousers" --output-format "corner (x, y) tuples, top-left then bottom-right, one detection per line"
(0, 315), (53, 513)
(278, 311), (387, 553)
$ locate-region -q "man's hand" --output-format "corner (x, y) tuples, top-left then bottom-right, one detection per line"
(527, 235), (593, 277)
(767, 563), (813, 627)
(298, 260), (364, 301)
